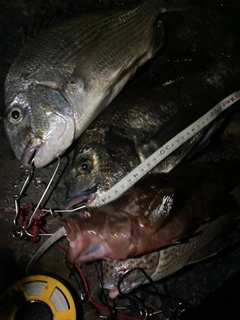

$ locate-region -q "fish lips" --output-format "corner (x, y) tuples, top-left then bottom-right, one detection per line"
(20, 132), (73, 168)
(27, 111), (75, 168)
(20, 138), (42, 166)
(64, 215), (108, 264)
(65, 187), (97, 210)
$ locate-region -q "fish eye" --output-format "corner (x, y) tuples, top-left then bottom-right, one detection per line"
(77, 159), (92, 174)
(8, 105), (23, 124)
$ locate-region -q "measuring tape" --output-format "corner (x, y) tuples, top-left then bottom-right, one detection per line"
(0, 274), (82, 320)
(90, 90), (240, 207)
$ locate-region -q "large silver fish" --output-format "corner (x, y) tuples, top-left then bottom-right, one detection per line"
(63, 137), (240, 264)
(65, 58), (240, 209)
(4, 0), (192, 168)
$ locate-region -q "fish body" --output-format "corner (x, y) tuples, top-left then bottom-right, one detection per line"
(65, 58), (240, 208)
(101, 123), (240, 298)
(103, 207), (240, 298)
(63, 138), (240, 264)
(4, 0), (172, 168)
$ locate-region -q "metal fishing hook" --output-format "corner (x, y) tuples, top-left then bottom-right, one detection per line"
(13, 158), (35, 230)
(52, 204), (87, 214)
(22, 156), (61, 230)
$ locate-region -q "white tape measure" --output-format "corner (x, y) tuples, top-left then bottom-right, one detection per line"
(90, 90), (240, 207)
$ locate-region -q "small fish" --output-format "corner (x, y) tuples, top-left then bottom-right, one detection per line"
(4, 0), (191, 168)
(65, 58), (240, 208)
(63, 139), (240, 264)
(102, 206), (240, 298)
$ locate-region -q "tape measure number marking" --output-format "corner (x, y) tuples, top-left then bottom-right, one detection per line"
(91, 90), (240, 207)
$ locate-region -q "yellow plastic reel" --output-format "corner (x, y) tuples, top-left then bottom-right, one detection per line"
(0, 275), (79, 320)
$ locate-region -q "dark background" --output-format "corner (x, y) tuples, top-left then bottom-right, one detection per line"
(1, 1), (240, 319)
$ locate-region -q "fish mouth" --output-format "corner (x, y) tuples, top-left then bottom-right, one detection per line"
(64, 215), (109, 263)
(20, 125), (73, 168)
(65, 187), (97, 210)
(21, 138), (42, 167)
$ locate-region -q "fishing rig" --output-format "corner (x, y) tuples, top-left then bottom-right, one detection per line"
(1, 91), (240, 319)
(0, 157), (188, 320)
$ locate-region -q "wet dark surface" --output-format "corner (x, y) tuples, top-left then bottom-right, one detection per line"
(1, 1), (240, 319)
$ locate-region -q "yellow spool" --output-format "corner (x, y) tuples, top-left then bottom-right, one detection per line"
(0, 275), (82, 320)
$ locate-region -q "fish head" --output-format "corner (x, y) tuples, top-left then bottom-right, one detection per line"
(102, 252), (159, 298)
(4, 82), (75, 168)
(63, 181), (176, 265)
(65, 128), (140, 208)
(63, 207), (134, 263)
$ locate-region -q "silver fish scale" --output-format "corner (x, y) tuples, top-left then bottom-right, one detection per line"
(150, 214), (232, 282)
(4, 0), (170, 168)
(5, 0), (163, 96)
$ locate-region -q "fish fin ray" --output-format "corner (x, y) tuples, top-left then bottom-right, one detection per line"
(148, 188), (174, 227)
(151, 18), (164, 55)
(188, 230), (238, 265)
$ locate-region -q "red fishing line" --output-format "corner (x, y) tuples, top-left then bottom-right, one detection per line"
(1, 209), (141, 319)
